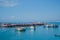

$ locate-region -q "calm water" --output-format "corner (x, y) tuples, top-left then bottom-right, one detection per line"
(0, 22), (60, 40)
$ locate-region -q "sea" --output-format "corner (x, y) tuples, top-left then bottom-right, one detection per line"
(0, 22), (60, 40)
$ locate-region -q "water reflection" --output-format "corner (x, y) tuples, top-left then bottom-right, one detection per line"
(30, 26), (36, 32)
(45, 28), (48, 30)
(0, 27), (9, 32)
(16, 30), (25, 35)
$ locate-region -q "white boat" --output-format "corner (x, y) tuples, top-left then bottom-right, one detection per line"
(16, 27), (26, 31)
(45, 24), (58, 28)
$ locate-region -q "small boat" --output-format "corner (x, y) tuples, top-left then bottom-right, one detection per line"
(16, 27), (26, 32)
(54, 34), (60, 37)
(45, 24), (58, 28)
(30, 26), (34, 29)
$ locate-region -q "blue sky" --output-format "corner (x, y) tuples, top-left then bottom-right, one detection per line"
(0, 0), (60, 22)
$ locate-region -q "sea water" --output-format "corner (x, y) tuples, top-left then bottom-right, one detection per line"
(0, 22), (60, 40)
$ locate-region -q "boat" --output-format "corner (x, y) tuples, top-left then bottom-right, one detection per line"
(54, 34), (60, 37)
(16, 27), (26, 32)
(45, 24), (58, 28)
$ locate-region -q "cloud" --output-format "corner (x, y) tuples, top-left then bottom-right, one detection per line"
(0, 0), (19, 7)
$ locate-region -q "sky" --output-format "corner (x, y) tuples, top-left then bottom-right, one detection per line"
(0, 0), (60, 22)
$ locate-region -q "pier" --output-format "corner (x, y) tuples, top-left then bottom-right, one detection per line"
(0, 22), (58, 28)
(0, 22), (45, 27)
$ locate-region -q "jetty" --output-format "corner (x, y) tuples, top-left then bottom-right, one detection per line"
(0, 22), (45, 27)
(0, 22), (58, 28)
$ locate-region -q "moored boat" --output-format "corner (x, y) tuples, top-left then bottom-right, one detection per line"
(16, 27), (26, 32)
